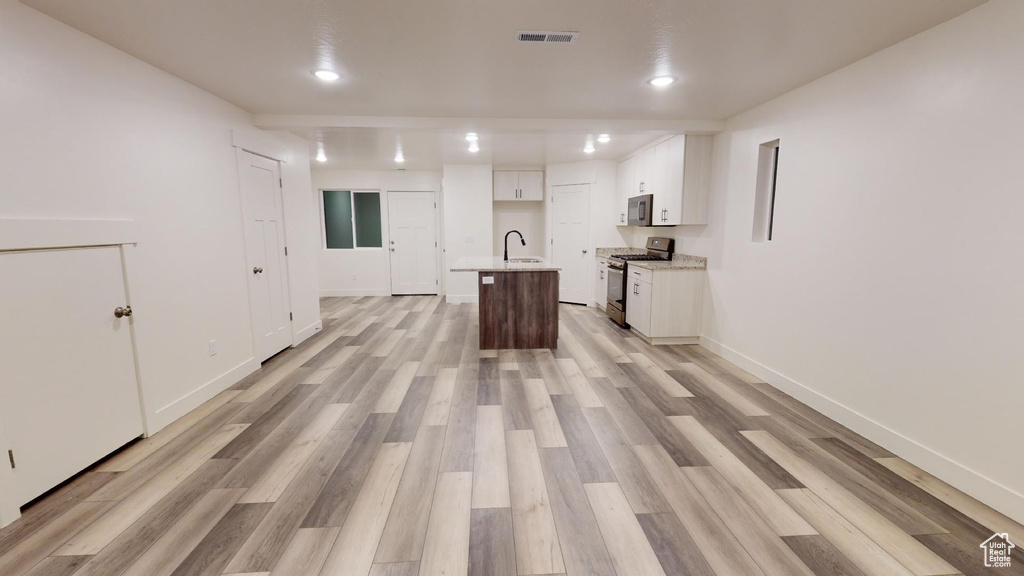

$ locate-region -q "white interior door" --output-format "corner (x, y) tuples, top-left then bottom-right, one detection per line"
(388, 191), (439, 295)
(0, 246), (143, 506)
(238, 150), (292, 362)
(551, 184), (590, 304)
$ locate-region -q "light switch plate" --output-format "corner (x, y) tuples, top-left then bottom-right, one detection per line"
(208, 340), (218, 356)
(481, 276), (494, 285)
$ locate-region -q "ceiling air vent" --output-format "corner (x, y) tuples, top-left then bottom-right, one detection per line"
(516, 31), (579, 44)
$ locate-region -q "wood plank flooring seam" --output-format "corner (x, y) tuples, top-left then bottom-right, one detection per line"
(1, 297), (1016, 576)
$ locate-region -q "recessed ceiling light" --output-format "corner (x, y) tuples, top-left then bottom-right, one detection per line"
(313, 69), (340, 82)
(584, 143), (595, 154)
(394, 152), (405, 163)
(316, 150), (327, 162)
(597, 134), (611, 144)
(465, 132), (479, 142)
(648, 76), (676, 87)
(468, 142), (480, 153)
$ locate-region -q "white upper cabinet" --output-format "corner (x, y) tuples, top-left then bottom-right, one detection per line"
(517, 171), (544, 201)
(656, 137), (684, 225)
(493, 170), (544, 201)
(493, 171), (520, 201)
(636, 146), (657, 196)
(615, 156), (635, 226)
(614, 135), (713, 226)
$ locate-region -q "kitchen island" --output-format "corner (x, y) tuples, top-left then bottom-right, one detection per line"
(450, 257), (560, 349)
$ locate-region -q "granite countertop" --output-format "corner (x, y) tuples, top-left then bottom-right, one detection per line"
(628, 254), (708, 271)
(595, 247), (646, 258)
(450, 256), (561, 272)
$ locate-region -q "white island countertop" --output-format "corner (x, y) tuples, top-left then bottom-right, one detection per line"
(450, 256), (561, 272)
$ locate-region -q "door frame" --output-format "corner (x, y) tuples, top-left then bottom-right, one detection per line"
(0, 219), (142, 529)
(236, 148), (295, 362)
(547, 183), (592, 305)
(385, 190), (441, 296)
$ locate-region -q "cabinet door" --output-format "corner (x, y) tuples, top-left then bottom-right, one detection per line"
(616, 157), (634, 226)
(636, 147), (657, 195)
(625, 278), (640, 327)
(627, 279), (653, 335)
(658, 136), (686, 225)
(518, 171), (544, 201)
(493, 171), (519, 201)
(595, 258), (608, 309)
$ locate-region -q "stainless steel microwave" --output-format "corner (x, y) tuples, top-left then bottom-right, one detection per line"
(628, 194), (653, 226)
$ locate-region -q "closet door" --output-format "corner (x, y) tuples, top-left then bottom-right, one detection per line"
(0, 246), (143, 505)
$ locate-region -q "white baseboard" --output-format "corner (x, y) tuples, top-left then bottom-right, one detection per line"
(320, 288), (391, 297)
(294, 320), (323, 345)
(148, 358), (259, 434)
(699, 335), (1024, 525)
(445, 294), (479, 304)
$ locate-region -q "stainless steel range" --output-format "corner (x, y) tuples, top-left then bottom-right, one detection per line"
(606, 237), (674, 327)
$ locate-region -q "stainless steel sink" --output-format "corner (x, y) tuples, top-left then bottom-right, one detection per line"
(509, 257), (543, 263)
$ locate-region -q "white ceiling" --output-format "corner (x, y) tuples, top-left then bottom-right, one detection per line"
(23, 0), (984, 167)
(298, 127), (667, 171)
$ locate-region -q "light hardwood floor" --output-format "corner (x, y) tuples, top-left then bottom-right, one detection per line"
(1, 295), (1021, 576)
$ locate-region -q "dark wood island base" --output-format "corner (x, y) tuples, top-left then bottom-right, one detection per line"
(478, 270), (559, 349)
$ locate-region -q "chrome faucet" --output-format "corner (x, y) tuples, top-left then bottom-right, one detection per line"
(503, 230), (525, 262)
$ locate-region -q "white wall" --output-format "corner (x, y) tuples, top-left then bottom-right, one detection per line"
(442, 165), (493, 302)
(546, 160), (631, 305)
(494, 202), (544, 260)
(310, 169), (443, 296)
(0, 0), (319, 448)
(684, 0), (1024, 522)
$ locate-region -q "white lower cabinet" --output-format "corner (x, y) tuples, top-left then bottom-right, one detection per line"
(595, 257), (608, 309)
(625, 276), (652, 335)
(625, 267), (703, 344)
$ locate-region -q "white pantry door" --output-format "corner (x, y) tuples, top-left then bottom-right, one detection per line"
(238, 150), (292, 362)
(388, 191), (438, 295)
(0, 246), (143, 506)
(551, 184), (591, 304)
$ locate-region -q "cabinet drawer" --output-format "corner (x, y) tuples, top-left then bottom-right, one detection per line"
(628, 266), (653, 284)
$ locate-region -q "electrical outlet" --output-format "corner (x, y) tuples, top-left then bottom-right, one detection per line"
(351, 273), (358, 281)
(208, 340), (218, 356)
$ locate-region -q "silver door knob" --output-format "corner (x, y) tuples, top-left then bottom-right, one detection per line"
(582, 249), (588, 254)
(114, 306), (133, 318)
(253, 267), (264, 274)
(390, 248), (395, 252)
